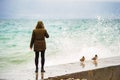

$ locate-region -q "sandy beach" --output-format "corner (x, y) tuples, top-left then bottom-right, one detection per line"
(0, 56), (120, 80)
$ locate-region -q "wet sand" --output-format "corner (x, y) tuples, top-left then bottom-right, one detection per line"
(0, 56), (120, 80)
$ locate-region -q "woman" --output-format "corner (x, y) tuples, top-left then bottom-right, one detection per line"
(30, 21), (49, 72)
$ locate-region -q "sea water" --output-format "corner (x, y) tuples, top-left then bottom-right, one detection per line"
(0, 18), (120, 70)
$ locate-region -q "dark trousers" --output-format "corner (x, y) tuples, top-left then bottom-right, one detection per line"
(35, 50), (45, 70)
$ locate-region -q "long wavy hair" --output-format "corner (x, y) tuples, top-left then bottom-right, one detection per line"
(35, 21), (45, 29)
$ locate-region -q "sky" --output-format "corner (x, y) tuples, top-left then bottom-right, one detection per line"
(0, 0), (120, 19)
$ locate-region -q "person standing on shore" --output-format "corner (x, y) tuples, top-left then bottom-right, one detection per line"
(30, 21), (49, 72)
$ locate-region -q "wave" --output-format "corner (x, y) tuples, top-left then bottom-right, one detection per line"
(0, 18), (120, 68)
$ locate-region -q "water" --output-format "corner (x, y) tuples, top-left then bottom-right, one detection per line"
(0, 18), (120, 70)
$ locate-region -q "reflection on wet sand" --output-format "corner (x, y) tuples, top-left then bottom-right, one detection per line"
(35, 72), (44, 80)
(80, 63), (85, 68)
(35, 72), (38, 80)
(41, 72), (44, 80)
(93, 60), (98, 67)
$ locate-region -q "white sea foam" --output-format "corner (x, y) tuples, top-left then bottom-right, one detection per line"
(0, 19), (120, 68)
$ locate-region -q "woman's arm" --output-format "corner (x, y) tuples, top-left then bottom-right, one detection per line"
(30, 30), (35, 49)
(45, 30), (49, 38)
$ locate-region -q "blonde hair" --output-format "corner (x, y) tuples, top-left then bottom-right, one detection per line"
(36, 21), (45, 29)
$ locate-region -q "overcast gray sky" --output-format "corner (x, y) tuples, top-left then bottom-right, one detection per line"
(0, 0), (120, 19)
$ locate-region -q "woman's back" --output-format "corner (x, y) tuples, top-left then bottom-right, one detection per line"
(30, 21), (49, 51)
(34, 29), (47, 40)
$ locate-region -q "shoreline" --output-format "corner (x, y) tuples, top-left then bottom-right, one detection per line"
(0, 56), (120, 80)
(44, 56), (120, 80)
(46, 65), (120, 80)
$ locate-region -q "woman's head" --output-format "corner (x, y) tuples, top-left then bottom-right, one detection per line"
(36, 21), (44, 29)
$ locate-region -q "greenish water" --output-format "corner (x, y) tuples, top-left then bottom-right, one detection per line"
(0, 19), (120, 70)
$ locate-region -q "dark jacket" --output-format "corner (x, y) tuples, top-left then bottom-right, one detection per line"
(30, 29), (49, 51)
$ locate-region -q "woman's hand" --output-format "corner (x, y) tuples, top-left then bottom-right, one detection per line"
(30, 48), (32, 50)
